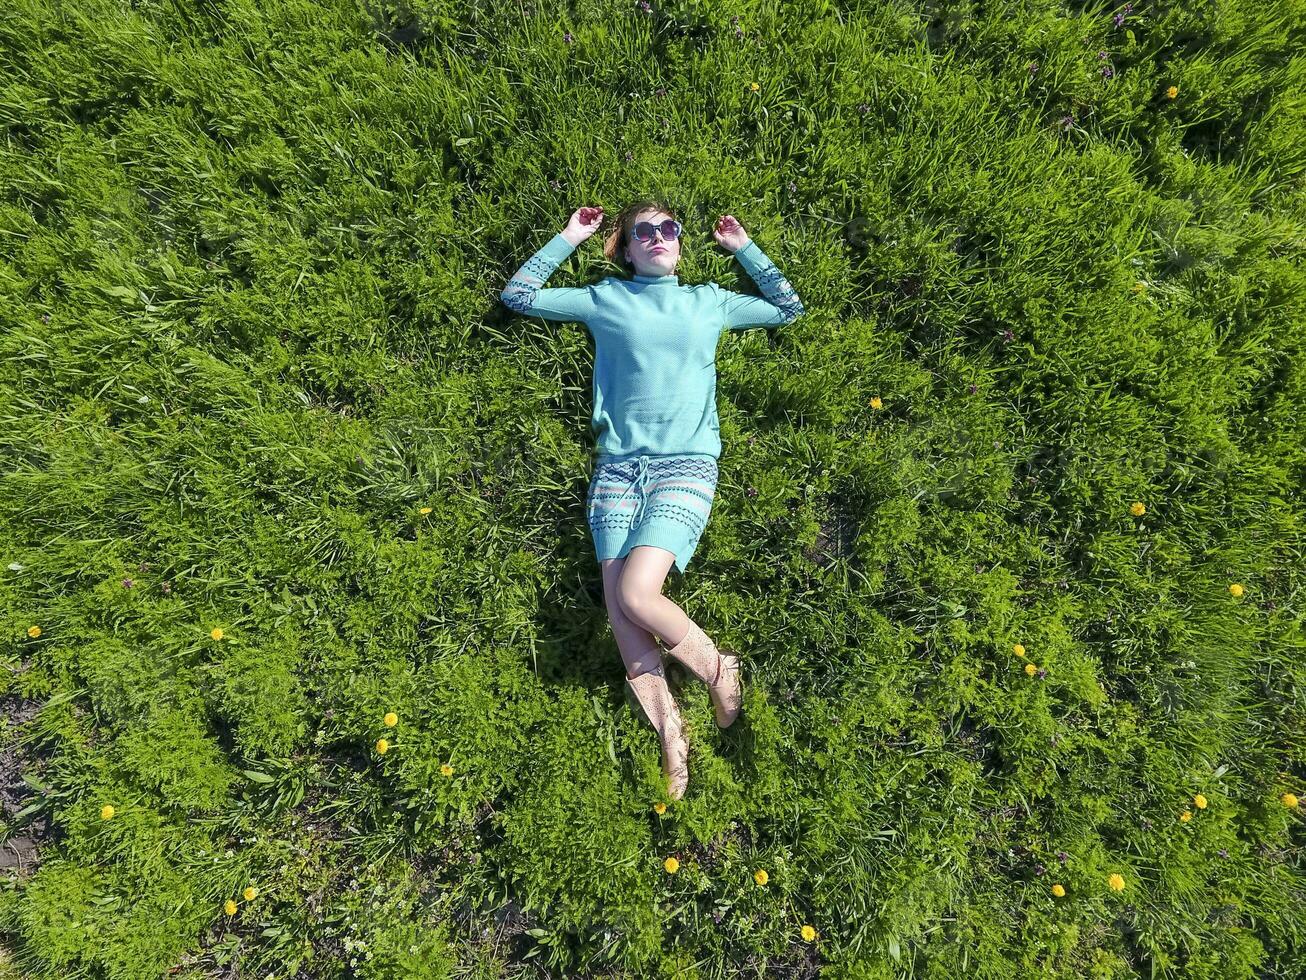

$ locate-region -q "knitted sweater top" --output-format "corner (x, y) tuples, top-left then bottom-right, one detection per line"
(500, 232), (805, 462)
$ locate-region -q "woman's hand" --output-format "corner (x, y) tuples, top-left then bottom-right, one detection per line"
(562, 206), (604, 246)
(713, 214), (751, 253)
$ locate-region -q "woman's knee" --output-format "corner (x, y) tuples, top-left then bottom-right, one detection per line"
(604, 586), (632, 629)
(617, 577), (655, 623)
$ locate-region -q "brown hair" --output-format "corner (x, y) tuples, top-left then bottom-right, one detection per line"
(602, 199), (683, 277)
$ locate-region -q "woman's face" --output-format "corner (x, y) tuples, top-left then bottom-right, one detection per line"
(624, 209), (680, 277)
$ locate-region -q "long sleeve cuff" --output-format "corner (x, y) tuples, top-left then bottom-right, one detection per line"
(730, 238), (804, 323)
(732, 238), (765, 274)
(536, 232), (578, 265)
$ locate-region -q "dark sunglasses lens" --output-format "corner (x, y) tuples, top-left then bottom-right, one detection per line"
(634, 220), (680, 242)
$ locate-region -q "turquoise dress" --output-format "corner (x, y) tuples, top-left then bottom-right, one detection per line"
(501, 231), (805, 572)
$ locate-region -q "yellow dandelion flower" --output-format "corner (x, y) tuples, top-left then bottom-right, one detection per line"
(1132, 281), (1147, 293)
(1012, 643), (1026, 657)
(754, 869), (769, 886)
(664, 856), (679, 874)
(1180, 810), (1192, 822)
(440, 763), (454, 776)
(224, 899), (238, 915)
(1051, 883), (1066, 898)
(1129, 502), (1146, 517)
(210, 627), (224, 641)
(1193, 793), (1207, 809)
(654, 802), (666, 815)
(1281, 793), (1298, 809)
(375, 738), (389, 754)
(419, 507), (432, 515)
(1107, 873), (1125, 892)
(801, 924), (817, 941)
(243, 886), (258, 901)
(1228, 583), (1243, 597)
(1166, 85), (1178, 99)
(100, 805), (115, 820)
(1025, 662), (1038, 675)
(750, 82), (760, 92)
(27, 625), (41, 638)
(383, 712), (398, 727)
(869, 396), (883, 410)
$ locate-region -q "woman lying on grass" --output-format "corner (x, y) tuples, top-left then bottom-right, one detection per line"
(500, 199), (805, 799)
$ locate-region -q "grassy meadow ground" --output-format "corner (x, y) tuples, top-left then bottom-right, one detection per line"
(1, 0), (1304, 976)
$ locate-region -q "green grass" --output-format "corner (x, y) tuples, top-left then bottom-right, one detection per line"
(0, 0), (1303, 976)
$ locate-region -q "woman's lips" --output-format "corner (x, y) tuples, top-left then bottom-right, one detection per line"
(650, 247), (666, 254)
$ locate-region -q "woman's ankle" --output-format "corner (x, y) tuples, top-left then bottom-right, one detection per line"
(625, 660), (663, 681)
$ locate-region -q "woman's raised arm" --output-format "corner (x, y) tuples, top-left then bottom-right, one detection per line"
(500, 207), (605, 323)
(710, 215), (805, 330)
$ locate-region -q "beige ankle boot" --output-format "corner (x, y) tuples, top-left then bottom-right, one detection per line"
(625, 663), (690, 800)
(664, 620), (742, 728)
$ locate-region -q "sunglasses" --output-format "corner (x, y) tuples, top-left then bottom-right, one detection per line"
(631, 219), (682, 244)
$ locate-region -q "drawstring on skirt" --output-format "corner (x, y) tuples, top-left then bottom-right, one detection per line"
(613, 455), (651, 526)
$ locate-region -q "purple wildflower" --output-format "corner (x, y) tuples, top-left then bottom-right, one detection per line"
(122, 577), (134, 588)
(1113, 11), (1125, 27)
(161, 582), (171, 594)
(1034, 863), (1047, 876)
(1098, 50), (1109, 60)
(1028, 61), (1039, 74)
(1001, 328), (1015, 342)
(1036, 667), (1047, 679)
(787, 181), (797, 193)
(563, 31), (573, 44)
(624, 151), (633, 162)
(747, 487), (758, 498)
(1057, 850), (1070, 864)
(857, 101), (870, 115)
(1060, 114), (1075, 128)
(1101, 65), (1114, 79)
(1218, 848), (1229, 858)
(968, 383), (978, 394)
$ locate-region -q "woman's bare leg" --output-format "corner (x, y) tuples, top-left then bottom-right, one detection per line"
(613, 546), (690, 647)
(618, 546), (742, 729)
(602, 556), (689, 798)
(601, 557), (662, 678)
